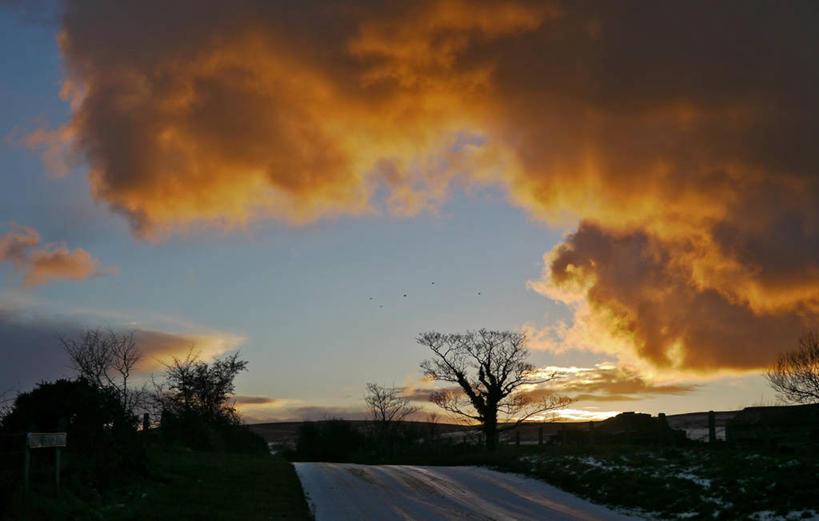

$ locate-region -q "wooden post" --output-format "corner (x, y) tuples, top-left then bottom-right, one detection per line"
(23, 437), (30, 492)
(55, 447), (61, 492)
(708, 410), (716, 444)
(56, 417), (65, 492)
(658, 413), (668, 446)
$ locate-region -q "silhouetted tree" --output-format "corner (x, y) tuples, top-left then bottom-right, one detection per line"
(61, 328), (144, 412)
(419, 329), (569, 450)
(364, 383), (418, 445)
(0, 389), (12, 421)
(767, 331), (819, 404)
(156, 350), (248, 424)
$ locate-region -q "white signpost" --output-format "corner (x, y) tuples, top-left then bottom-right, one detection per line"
(24, 432), (67, 491)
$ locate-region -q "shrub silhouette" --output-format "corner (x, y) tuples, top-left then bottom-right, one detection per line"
(1, 378), (145, 488)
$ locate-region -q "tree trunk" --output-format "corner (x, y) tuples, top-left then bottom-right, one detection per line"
(484, 413), (498, 451)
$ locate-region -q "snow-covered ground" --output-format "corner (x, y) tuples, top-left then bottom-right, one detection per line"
(294, 462), (644, 521)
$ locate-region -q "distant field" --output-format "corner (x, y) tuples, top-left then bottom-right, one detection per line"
(247, 410), (740, 448)
(248, 420), (477, 448)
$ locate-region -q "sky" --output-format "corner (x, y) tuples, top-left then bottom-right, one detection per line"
(2, 0), (817, 423)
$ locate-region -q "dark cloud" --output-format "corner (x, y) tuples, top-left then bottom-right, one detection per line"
(0, 305), (241, 392)
(233, 395), (279, 405)
(0, 308), (77, 393)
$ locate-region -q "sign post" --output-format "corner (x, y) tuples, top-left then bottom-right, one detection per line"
(24, 432), (67, 492)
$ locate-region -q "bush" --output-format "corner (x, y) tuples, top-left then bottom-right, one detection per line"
(295, 420), (369, 461)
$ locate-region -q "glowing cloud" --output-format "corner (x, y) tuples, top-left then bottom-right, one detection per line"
(132, 328), (244, 372)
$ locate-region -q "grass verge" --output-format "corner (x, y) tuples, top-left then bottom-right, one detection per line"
(7, 447), (312, 520)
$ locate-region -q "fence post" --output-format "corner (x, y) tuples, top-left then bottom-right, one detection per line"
(23, 435), (30, 492)
(55, 446), (61, 492)
(708, 411), (716, 444)
(56, 417), (66, 493)
(658, 413), (668, 446)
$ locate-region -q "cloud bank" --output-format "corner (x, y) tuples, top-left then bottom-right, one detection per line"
(48, 0), (819, 372)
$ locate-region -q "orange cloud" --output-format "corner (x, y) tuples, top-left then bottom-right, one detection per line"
(531, 223), (814, 372)
(51, 1), (547, 237)
(0, 224), (115, 286)
(133, 328), (244, 372)
(45, 1), (819, 372)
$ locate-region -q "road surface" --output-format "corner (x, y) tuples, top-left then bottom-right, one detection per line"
(294, 463), (643, 521)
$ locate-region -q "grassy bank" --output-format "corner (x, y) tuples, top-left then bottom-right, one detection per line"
(507, 445), (819, 520)
(7, 447), (312, 520)
(408, 445), (818, 520)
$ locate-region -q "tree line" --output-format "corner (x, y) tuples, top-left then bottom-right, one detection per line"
(301, 326), (819, 460)
(0, 328), (263, 509)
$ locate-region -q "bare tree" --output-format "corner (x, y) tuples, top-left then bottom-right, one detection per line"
(364, 383), (418, 438)
(419, 329), (569, 450)
(767, 331), (819, 404)
(61, 328), (144, 412)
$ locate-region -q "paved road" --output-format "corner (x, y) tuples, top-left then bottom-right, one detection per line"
(294, 463), (642, 521)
